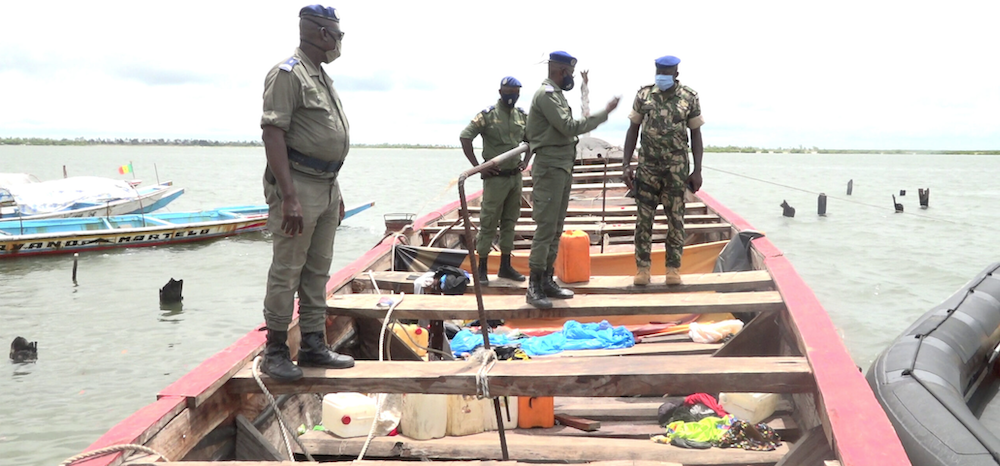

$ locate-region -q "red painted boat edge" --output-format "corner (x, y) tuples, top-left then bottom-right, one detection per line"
(74, 396), (186, 466)
(697, 191), (909, 465)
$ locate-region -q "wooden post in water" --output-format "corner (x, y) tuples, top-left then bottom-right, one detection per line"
(63, 165), (68, 178)
(847, 179), (853, 195)
(817, 193), (827, 217)
(919, 188), (930, 209)
(72, 253), (79, 285)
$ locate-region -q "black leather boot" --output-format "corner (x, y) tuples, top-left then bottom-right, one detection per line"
(543, 268), (574, 299)
(477, 257), (489, 285)
(497, 254), (525, 282)
(526, 270), (553, 309)
(262, 329), (303, 382)
(298, 331), (355, 369)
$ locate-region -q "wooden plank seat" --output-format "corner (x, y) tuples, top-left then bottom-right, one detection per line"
(227, 355), (814, 397)
(326, 290), (784, 320)
(465, 202), (708, 217)
(420, 222), (733, 240)
(294, 430), (789, 464)
(522, 182), (628, 194)
(464, 213), (721, 226)
(354, 270), (775, 295)
(523, 170), (626, 185)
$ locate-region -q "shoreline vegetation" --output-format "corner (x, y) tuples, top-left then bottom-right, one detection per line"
(0, 137), (997, 155)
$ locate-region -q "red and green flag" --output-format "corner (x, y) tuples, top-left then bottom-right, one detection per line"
(118, 163), (133, 175)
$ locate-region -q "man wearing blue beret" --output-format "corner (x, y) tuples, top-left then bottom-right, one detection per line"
(459, 76), (529, 285)
(524, 51), (620, 309)
(622, 55), (705, 286)
(259, 4), (354, 382)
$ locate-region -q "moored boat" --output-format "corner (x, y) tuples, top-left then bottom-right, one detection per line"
(0, 175), (184, 220)
(67, 144), (909, 466)
(867, 263), (1000, 466)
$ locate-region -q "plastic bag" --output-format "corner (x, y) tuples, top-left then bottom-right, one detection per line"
(688, 319), (745, 343)
(519, 320), (635, 356)
(449, 329), (511, 356)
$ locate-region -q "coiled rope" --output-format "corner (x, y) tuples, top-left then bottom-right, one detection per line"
(58, 444), (168, 466)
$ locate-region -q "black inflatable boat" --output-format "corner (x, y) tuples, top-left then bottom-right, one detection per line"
(868, 263), (1000, 465)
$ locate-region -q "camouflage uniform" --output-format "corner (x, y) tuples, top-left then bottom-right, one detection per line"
(526, 78), (609, 272)
(459, 101), (527, 257)
(627, 81), (704, 270)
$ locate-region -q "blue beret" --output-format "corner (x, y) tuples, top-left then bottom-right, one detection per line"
(655, 55), (681, 68)
(549, 51), (577, 66)
(299, 4), (339, 22)
(500, 76), (521, 88)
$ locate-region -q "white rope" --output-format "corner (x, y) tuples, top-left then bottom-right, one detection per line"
(357, 293), (405, 461)
(473, 348), (498, 399)
(59, 444), (169, 466)
(252, 356), (295, 460)
(367, 270), (382, 294)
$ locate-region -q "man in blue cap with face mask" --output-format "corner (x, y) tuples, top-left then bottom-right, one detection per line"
(523, 51), (620, 309)
(459, 76), (529, 286)
(258, 4), (354, 382)
(622, 55), (705, 287)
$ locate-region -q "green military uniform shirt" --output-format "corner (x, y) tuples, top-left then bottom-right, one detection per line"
(261, 48), (350, 179)
(526, 78), (609, 172)
(459, 100), (527, 171)
(627, 81), (704, 172)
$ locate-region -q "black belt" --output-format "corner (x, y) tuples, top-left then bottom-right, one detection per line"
(495, 168), (521, 177)
(287, 147), (343, 173)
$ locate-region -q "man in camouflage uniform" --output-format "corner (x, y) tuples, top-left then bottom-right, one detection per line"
(525, 51), (619, 308)
(622, 55), (704, 286)
(259, 4), (355, 382)
(459, 76), (528, 285)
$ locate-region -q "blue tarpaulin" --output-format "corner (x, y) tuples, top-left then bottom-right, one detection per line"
(449, 320), (635, 357)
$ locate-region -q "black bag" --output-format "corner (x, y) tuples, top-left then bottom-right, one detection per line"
(433, 265), (469, 295)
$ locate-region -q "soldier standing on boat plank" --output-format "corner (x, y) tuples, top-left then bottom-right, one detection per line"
(524, 51), (619, 309)
(259, 4), (355, 382)
(622, 55), (705, 286)
(459, 76), (529, 286)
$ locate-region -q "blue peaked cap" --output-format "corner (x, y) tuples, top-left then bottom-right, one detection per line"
(500, 76), (521, 88)
(549, 51), (577, 66)
(655, 55), (681, 68)
(299, 4), (339, 22)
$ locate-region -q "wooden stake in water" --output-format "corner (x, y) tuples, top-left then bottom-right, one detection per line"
(63, 165), (68, 179)
(72, 253), (79, 285)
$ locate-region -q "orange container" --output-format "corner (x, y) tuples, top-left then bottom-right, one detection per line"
(554, 230), (591, 283)
(517, 396), (555, 428)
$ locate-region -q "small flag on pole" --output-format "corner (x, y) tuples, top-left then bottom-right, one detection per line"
(118, 163), (133, 175)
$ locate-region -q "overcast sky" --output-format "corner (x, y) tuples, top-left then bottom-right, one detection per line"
(1, 1), (997, 150)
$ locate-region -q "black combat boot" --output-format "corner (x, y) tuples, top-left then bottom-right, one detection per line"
(542, 268), (574, 299)
(477, 257), (489, 285)
(298, 331), (355, 369)
(262, 329), (303, 382)
(525, 270), (552, 309)
(497, 254), (525, 282)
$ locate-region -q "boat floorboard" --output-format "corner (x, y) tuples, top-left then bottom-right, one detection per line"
(294, 429), (789, 464)
(466, 202), (707, 217)
(226, 355), (814, 397)
(356, 270), (775, 295)
(325, 290), (784, 320)
(420, 222), (732, 239)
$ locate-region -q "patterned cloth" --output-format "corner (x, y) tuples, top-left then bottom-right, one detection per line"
(717, 420), (782, 451)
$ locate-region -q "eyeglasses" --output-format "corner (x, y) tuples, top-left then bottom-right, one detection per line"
(303, 17), (345, 40)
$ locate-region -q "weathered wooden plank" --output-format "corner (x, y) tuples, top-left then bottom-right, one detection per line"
(356, 270), (774, 295)
(421, 222), (732, 238)
(143, 390), (243, 463)
(522, 182), (628, 193)
(465, 202), (707, 217)
(130, 461), (680, 466)
(295, 429), (788, 464)
(535, 342), (721, 358)
(227, 355), (814, 397)
(234, 414), (285, 461)
(775, 425), (834, 466)
(326, 291), (784, 320)
(554, 413), (601, 431)
(466, 213), (720, 225)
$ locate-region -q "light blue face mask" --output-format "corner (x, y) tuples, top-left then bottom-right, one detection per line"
(655, 74), (675, 91)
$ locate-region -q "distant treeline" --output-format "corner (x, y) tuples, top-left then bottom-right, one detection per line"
(1, 137), (996, 154)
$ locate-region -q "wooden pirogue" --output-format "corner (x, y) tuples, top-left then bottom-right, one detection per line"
(73, 142), (911, 466)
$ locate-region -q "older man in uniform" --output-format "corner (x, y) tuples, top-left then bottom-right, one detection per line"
(525, 51), (619, 309)
(259, 4), (355, 382)
(459, 76), (528, 285)
(622, 55), (704, 286)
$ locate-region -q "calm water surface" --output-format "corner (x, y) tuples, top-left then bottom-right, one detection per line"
(1, 146), (998, 465)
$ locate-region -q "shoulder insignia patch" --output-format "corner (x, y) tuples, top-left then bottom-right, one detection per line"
(481, 105), (495, 114)
(516, 107), (526, 114)
(278, 57), (299, 72)
(544, 84), (555, 93)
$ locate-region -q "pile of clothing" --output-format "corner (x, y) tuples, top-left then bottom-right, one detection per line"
(651, 393), (782, 451)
